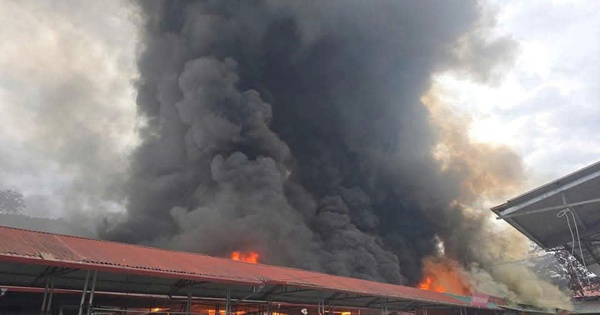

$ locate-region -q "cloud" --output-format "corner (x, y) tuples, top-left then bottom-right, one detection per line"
(0, 0), (140, 222)
(475, 0), (600, 180)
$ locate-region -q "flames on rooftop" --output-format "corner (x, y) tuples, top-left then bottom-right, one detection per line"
(417, 257), (471, 295)
(231, 251), (259, 264)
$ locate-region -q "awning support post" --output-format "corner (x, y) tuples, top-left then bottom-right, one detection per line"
(225, 285), (231, 315)
(45, 274), (56, 314)
(40, 276), (50, 315)
(186, 284), (192, 315)
(317, 291), (325, 315)
(381, 299), (388, 315)
(86, 271), (98, 315)
(78, 270), (91, 315)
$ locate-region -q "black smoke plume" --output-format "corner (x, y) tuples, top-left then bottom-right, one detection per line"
(103, 0), (497, 285)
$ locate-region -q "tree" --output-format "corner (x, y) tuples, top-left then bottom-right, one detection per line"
(530, 244), (600, 297)
(0, 189), (25, 214)
(552, 248), (600, 297)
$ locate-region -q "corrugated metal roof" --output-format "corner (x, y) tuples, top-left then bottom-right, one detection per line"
(0, 226), (466, 307)
(491, 160), (600, 272)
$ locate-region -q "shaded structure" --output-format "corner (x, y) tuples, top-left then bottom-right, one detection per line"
(0, 226), (545, 314)
(492, 161), (600, 275)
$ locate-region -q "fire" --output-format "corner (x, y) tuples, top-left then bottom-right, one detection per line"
(231, 251), (259, 263)
(417, 257), (471, 295)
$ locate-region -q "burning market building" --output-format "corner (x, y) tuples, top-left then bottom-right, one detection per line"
(0, 226), (551, 315)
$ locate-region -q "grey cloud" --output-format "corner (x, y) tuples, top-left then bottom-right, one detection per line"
(0, 0), (140, 222)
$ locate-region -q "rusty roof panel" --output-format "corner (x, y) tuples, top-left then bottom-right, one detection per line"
(0, 226), (466, 306)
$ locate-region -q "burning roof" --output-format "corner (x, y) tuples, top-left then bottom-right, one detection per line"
(0, 226), (472, 310)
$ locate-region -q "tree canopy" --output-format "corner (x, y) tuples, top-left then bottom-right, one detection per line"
(0, 189), (25, 214)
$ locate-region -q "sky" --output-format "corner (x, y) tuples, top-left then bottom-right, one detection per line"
(0, 0), (598, 218)
(0, 0), (140, 218)
(435, 0), (600, 186)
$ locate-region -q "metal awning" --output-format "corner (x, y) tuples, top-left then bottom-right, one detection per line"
(492, 160), (600, 273)
(0, 226), (474, 313)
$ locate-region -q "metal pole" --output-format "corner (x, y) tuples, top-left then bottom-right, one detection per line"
(186, 284), (192, 315)
(381, 300), (387, 315)
(46, 275), (56, 313)
(41, 276), (50, 315)
(86, 271), (98, 315)
(78, 270), (91, 315)
(225, 285), (231, 315)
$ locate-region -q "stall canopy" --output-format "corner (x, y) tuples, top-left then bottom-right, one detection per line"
(0, 226), (470, 311)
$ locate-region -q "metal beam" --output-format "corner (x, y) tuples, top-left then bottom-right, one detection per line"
(403, 302), (418, 311)
(546, 222), (600, 248)
(324, 292), (343, 304)
(272, 288), (315, 295)
(233, 284), (265, 305)
(257, 285), (281, 300)
(86, 271), (98, 315)
(496, 168), (600, 217)
(505, 217), (548, 248)
(381, 299), (388, 315)
(225, 285), (231, 315)
(40, 275), (51, 315)
(186, 285), (192, 315)
(562, 193), (588, 232)
(168, 279), (192, 298)
(366, 297), (382, 308)
(498, 197), (600, 219)
(31, 267), (78, 286)
(78, 270), (91, 315)
(582, 240), (600, 266)
(34, 267), (54, 287)
(381, 299), (413, 306)
(325, 294), (371, 302)
(45, 275), (55, 314)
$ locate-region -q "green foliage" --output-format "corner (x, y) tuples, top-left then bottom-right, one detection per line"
(0, 189), (25, 214)
(530, 244), (600, 297)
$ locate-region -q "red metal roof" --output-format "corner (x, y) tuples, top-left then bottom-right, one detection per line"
(0, 226), (466, 307)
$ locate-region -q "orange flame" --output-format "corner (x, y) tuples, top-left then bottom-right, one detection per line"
(417, 257), (471, 295)
(231, 251), (259, 263)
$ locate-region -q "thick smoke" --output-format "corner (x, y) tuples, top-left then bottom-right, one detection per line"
(101, 0), (567, 305)
(423, 87), (570, 308)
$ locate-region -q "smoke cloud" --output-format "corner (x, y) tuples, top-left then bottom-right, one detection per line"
(99, 0), (569, 307)
(423, 87), (570, 307)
